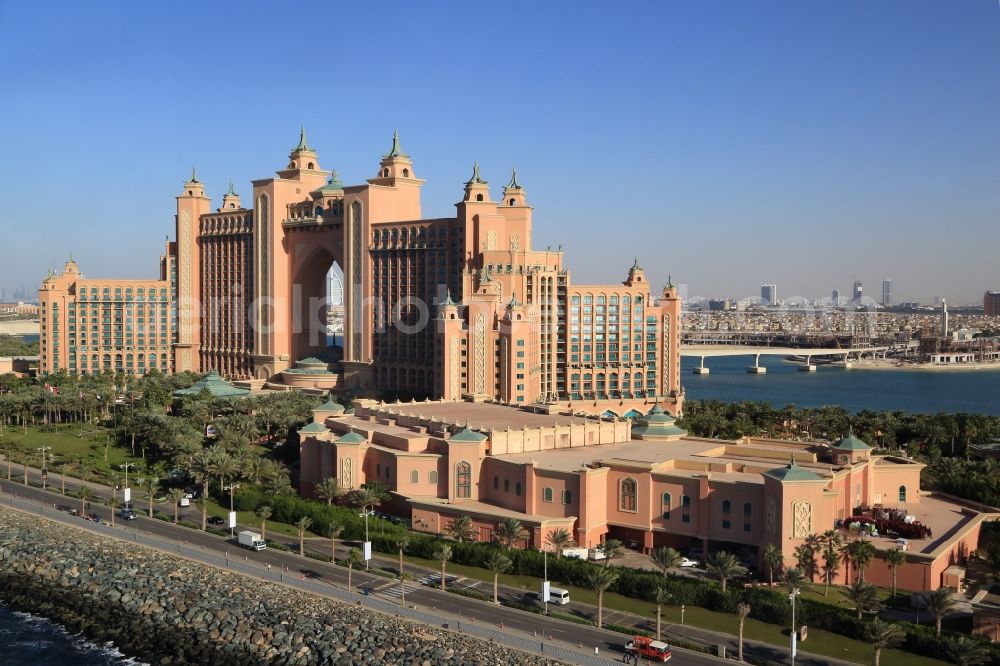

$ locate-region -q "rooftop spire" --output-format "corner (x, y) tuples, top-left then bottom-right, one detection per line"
(466, 162), (487, 185)
(226, 181), (237, 196)
(383, 129), (408, 159)
(187, 166), (200, 184)
(631, 257), (643, 271)
(505, 168), (522, 190)
(294, 126), (311, 152)
(666, 273), (675, 289)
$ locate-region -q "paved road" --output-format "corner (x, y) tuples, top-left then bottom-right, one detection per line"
(0, 462), (854, 666)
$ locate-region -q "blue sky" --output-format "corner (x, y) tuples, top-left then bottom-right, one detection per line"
(0, 1), (998, 303)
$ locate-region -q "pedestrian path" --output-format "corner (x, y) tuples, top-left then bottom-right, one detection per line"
(416, 573), (460, 587)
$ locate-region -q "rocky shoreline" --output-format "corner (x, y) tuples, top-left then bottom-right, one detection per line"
(0, 507), (562, 665)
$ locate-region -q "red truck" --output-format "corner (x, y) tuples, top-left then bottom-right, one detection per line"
(625, 635), (672, 662)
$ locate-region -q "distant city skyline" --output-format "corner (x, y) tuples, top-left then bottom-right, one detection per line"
(1, 2), (998, 303)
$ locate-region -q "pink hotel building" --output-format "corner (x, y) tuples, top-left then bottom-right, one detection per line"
(36, 130), (992, 590)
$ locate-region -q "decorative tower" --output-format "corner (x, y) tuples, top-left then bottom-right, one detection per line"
(624, 258), (646, 286)
(175, 168), (210, 373)
(282, 126), (322, 173)
(220, 182), (241, 211)
(462, 162), (491, 204)
(501, 168), (527, 207)
(372, 129), (417, 183)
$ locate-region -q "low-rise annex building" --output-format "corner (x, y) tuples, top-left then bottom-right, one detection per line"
(299, 399), (997, 591)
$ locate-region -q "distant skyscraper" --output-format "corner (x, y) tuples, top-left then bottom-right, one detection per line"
(985, 291), (1000, 317)
(941, 299), (949, 337)
(328, 271), (344, 307)
(760, 283), (777, 305)
(852, 280), (863, 302)
(832, 289), (841, 306)
(881, 279), (892, 306)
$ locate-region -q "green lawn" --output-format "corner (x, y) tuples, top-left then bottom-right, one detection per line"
(0, 423), (136, 481)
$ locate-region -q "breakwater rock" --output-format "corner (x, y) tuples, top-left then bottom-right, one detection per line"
(0, 507), (561, 665)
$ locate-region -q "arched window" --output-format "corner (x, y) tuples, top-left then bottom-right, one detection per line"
(562, 489), (572, 504)
(515, 482), (522, 497)
(429, 470), (438, 484)
(504, 479), (510, 493)
(476, 193), (484, 202)
(493, 475), (499, 490)
(681, 495), (691, 523)
(509, 198), (515, 206)
(619, 477), (637, 512)
(543, 487), (553, 502)
(661, 492), (671, 520)
(743, 502), (753, 532)
(898, 485), (907, 503)
(455, 461), (472, 498)
(307, 162), (314, 169)
(410, 470), (419, 484)
(722, 500), (732, 529)
(402, 168), (409, 177)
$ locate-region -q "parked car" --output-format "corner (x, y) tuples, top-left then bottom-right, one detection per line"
(207, 516), (226, 526)
(68, 508), (81, 517)
(87, 513), (104, 524)
(678, 557), (700, 568)
(117, 508), (137, 521)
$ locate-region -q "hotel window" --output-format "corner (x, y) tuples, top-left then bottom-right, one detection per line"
(543, 487), (553, 502)
(504, 479), (510, 493)
(898, 485), (907, 503)
(661, 492), (671, 519)
(376, 463), (381, 477)
(744, 502), (752, 532)
(722, 500), (732, 529)
(455, 461), (471, 498)
(410, 470), (419, 484)
(619, 477), (637, 513)
(429, 470), (438, 484)
(562, 489), (572, 504)
(681, 495), (691, 523)
(493, 476), (499, 490)
(515, 482), (522, 497)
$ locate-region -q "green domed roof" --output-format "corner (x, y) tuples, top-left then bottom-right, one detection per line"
(173, 371), (250, 399)
(631, 402), (687, 439)
(313, 399), (345, 413)
(299, 422), (329, 434)
(833, 432), (871, 451)
(448, 424), (487, 443)
(336, 432), (367, 444)
(763, 457), (824, 483)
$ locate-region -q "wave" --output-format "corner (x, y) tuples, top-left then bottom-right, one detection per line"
(0, 603), (148, 665)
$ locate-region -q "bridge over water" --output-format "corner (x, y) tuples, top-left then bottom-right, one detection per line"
(679, 343), (916, 373)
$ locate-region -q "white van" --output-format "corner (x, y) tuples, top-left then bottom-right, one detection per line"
(537, 586), (571, 605)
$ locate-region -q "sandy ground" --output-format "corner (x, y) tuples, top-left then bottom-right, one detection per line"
(0, 320), (38, 336)
(851, 357), (1000, 372)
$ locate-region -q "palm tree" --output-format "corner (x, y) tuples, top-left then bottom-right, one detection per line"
(346, 548), (362, 591)
(327, 522), (343, 563)
(208, 448), (239, 497)
(351, 487), (381, 515)
(398, 571), (412, 605)
(794, 543), (818, 585)
(925, 587), (957, 637)
(737, 602), (751, 663)
(446, 513), (475, 542)
(941, 635), (990, 666)
(494, 517), (525, 549)
(296, 516), (312, 556)
(882, 548), (907, 603)
(396, 536), (410, 576)
(599, 538), (626, 567)
(650, 546), (682, 576)
(141, 476), (159, 518)
(762, 543), (783, 586)
(79, 485), (93, 515)
(314, 476), (341, 506)
(821, 532), (843, 596)
(586, 566), (619, 628)
(840, 541), (855, 585)
(784, 566), (806, 591)
(846, 579), (879, 619)
(255, 505), (272, 540)
(851, 539), (877, 583)
(545, 528), (572, 555)
(433, 543), (453, 591)
(191, 449), (213, 531)
(865, 618), (904, 666)
(654, 586), (670, 641)
(109, 496), (121, 527)
(706, 551), (747, 592)
(485, 551), (512, 604)
(168, 488), (185, 524)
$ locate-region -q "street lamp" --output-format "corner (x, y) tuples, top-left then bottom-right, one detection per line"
(789, 586), (801, 666)
(541, 547), (549, 615)
(359, 508), (374, 570)
(36, 446), (51, 490)
(119, 462), (135, 508)
(223, 482), (242, 538)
